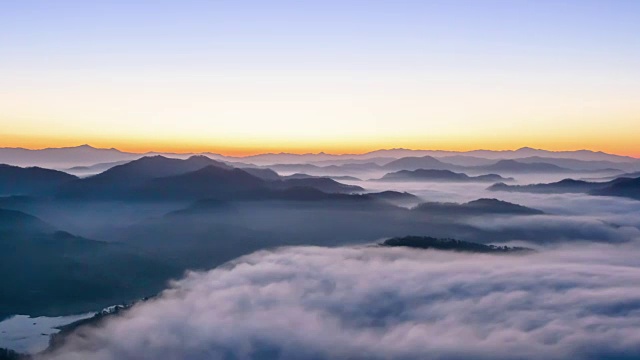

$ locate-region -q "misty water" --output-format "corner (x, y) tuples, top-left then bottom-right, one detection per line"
(0, 313), (93, 353)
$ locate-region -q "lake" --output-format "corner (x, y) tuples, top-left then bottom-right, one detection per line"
(0, 313), (93, 354)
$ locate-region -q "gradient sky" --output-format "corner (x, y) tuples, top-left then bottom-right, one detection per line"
(1, 0), (639, 156)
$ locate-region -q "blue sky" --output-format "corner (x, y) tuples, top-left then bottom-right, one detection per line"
(1, 1), (639, 155)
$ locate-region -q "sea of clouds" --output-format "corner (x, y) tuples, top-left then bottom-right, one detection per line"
(43, 241), (640, 360)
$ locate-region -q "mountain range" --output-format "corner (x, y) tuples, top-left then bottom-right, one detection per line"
(377, 169), (511, 182)
(413, 198), (544, 216)
(2, 145), (638, 170)
(489, 177), (640, 200)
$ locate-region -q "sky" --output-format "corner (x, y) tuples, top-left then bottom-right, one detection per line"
(1, 0), (639, 156)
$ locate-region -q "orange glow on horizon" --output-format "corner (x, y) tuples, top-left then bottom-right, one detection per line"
(2, 133), (639, 159)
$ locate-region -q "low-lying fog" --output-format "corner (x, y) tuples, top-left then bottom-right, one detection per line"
(43, 241), (640, 360)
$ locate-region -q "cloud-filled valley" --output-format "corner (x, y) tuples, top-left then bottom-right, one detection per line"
(42, 243), (640, 360)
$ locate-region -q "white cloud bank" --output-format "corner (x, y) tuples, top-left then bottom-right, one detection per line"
(43, 243), (640, 360)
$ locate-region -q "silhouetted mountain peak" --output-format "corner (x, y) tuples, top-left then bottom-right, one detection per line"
(0, 164), (77, 196)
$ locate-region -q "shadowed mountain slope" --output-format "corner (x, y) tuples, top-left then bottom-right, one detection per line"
(475, 159), (570, 173)
(414, 198), (544, 216)
(378, 169), (511, 182)
(0, 164), (77, 196)
(383, 156), (457, 171)
(56, 155), (232, 199)
(488, 177), (635, 195)
(590, 177), (640, 200)
(0, 209), (175, 318)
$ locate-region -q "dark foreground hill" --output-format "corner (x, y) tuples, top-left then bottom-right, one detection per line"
(380, 236), (533, 253)
(0, 208), (175, 319)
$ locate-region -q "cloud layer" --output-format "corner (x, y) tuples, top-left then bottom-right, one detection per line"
(43, 243), (640, 360)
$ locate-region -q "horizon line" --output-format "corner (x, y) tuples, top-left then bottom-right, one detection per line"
(2, 143), (639, 160)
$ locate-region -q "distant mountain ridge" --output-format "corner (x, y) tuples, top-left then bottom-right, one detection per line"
(377, 169), (511, 182)
(1, 145), (637, 169)
(489, 176), (640, 200)
(414, 198), (544, 216)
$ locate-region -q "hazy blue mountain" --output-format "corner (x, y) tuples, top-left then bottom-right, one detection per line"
(266, 162), (381, 176)
(64, 160), (132, 176)
(514, 156), (631, 172)
(436, 155), (497, 167)
(222, 146), (640, 165)
(0, 164), (77, 196)
(240, 167), (281, 181)
(265, 163), (322, 173)
(274, 177), (363, 193)
(378, 169), (511, 182)
(284, 173), (362, 181)
(0, 145), (138, 168)
(133, 165), (267, 201)
(0, 208), (174, 318)
(0, 208), (53, 233)
(383, 155), (457, 171)
(488, 178), (603, 194)
(323, 162), (384, 172)
(476, 159), (571, 173)
(56, 155), (231, 199)
(413, 198), (544, 216)
(363, 191), (422, 207)
(590, 177), (640, 200)
(380, 236), (533, 253)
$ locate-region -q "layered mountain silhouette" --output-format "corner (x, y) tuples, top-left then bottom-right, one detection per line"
(513, 156), (631, 172)
(382, 156), (456, 171)
(590, 177), (640, 200)
(53, 155), (363, 201)
(363, 191), (421, 204)
(0, 144), (138, 168)
(489, 176), (640, 201)
(283, 173), (362, 181)
(272, 177), (362, 193)
(413, 198), (544, 216)
(380, 236), (533, 253)
(240, 167), (281, 181)
(474, 159), (572, 173)
(64, 160), (132, 176)
(133, 165), (268, 201)
(0, 208), (53, 233)
(0, 164), (77, 195)
(3, 145), (639, 170)
(56, 155), (232, 199)
(377, 169), (511, 182)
